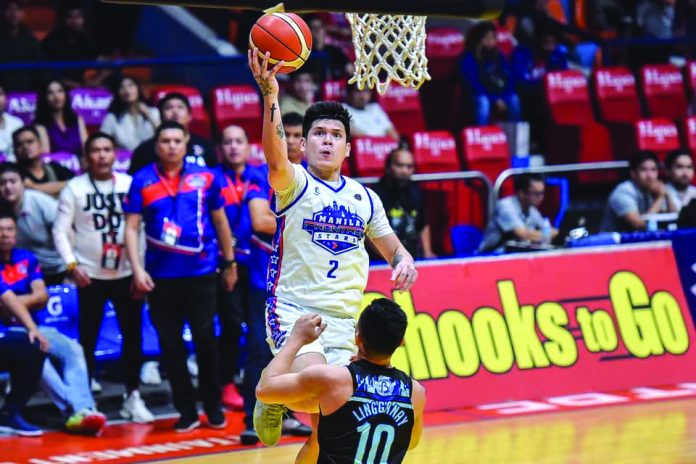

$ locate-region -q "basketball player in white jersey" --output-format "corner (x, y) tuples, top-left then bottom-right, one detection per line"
(248, 49), (418, 458)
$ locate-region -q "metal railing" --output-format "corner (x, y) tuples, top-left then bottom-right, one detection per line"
(492, 161), (630, 203)
(355, 170), (493, 215)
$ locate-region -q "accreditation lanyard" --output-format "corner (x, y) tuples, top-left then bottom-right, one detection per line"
(89, 174), (122, 269)
(155, 164), (187, 220)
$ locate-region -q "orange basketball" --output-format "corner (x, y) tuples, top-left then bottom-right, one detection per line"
(249, 12), (313, 74)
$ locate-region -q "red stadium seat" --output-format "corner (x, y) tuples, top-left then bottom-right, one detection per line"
(410, 131), (462, 254)
(321, 80), (347, 102)
(683, 117), (696, 156)
(545, 70), (594, 125)
(544, 71), (613, 172)
(6, 91), (37, 125)
(426, 27), (465, 79)
(592, 67), (642, 160)
(211, 85), (262, 142)
(495, 22), (516, 57)
(635, 119), (680, 160)
(593, 67), (641, 123)
(350, 136), (400, 177)
(376, 86), (426, 137)
(460, 125), (510, 182)
(151, 85), (211, 139)
(70, 88), (113, 132)
(640, 64), (687, 120)
(410, 131), (460, 173)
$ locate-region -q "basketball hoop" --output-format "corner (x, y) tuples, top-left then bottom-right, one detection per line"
(346, 13), (430, 95)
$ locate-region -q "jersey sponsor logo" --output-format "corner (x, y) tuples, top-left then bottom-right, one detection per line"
(185, 173), (208, 189)
(356, 374), (411, 399)
(302, 201), (366, 255)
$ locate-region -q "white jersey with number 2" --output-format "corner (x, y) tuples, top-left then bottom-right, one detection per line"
(267, 163), (393, 318)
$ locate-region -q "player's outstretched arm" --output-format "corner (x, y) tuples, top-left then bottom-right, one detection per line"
(372, 234), (418, 292)
(248, 48), (295, 192)
(257, 314), (333, 404)
(409, 380), (426, 450)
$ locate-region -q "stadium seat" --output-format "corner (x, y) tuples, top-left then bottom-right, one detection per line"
(640, 64), (687, 120)
(211, 85), (262, 142)
(151, 85), (211, 138)
(593, 67), (641, 123)
(460, 125), (510, 182)
(321, 80), (347, 102)
(683, 117), (696, 157)
(411, 131), (460, 173)
(544, 71), (613, 170)
(593, 66), (642, 160)
(43, 153), (81, 174)
(411, 131), (464, 253)
(6, 91), (37, 125)
(494, 21), (517, 57)
(376, 86), (426, 137)
(635, 119), (680, 160)
(426, 27), (465, 79)
(350, 136), (400, 177)
(450, 225), (483, 257)
(70, 88), (113, 133)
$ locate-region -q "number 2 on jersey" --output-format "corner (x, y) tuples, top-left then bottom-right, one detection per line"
(327, 260), (339, 279)
(354, 423), (395, 463)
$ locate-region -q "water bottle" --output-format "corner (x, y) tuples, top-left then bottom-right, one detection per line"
(541, 218), (552, 244)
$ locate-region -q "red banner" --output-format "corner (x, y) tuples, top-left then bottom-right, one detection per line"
(363, 243), (696, 412)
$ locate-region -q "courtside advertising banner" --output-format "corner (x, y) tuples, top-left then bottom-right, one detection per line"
(363, 242), (696, 411)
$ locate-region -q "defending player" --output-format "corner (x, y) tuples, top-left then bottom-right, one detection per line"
(248, 49), (419, 450)
(256, 299), (425, 463)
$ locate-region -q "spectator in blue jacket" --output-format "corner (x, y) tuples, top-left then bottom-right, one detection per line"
(460, 21), (521, 125)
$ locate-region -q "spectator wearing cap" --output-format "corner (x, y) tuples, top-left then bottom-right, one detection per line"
(600, 151), (677, 232)
(0, 0), (46, 91)
(124, 121), (237, 432)
(0, 83), (24, 159)
(100, 75), (160, 152)
(128, 93), (216, 175)
(665, 150), (696, 211)
(480, 173), (557, 252)
(12, 126), (74, 198)
(0, 162), (66, 285)
(53, 132), (154, 424)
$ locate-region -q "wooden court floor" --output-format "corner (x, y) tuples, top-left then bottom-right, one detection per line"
(165, 398), (696, 464)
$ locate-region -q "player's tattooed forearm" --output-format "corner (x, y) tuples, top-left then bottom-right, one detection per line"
(270, 103), (277, 122)
(276, 123), (285, 140)
(392, 249), (403, 268)
(259, 79), (273, 96)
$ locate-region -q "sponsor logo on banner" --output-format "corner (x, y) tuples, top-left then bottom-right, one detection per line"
(362, 243), (696, 411)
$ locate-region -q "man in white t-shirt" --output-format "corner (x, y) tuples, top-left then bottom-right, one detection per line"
(0, 84), (24, 159)
(665, 150), (696, 211)
(249, 49), (418, 460)
(52, 132), (154, 424)
(342, 85), (399, 140)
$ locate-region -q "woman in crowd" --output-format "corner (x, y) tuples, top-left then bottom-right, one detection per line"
(100, 76), (159, 152)
(33, 80), (87, 156)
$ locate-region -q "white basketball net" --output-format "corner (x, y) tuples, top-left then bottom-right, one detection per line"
(345, 13), (431, 95)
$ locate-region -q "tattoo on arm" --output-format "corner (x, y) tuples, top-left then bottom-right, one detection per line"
(270, 103), (276, 122)
(275, 123), (285, 140)
(259, 79), (273, 96)
(391, 248), (403, 268)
